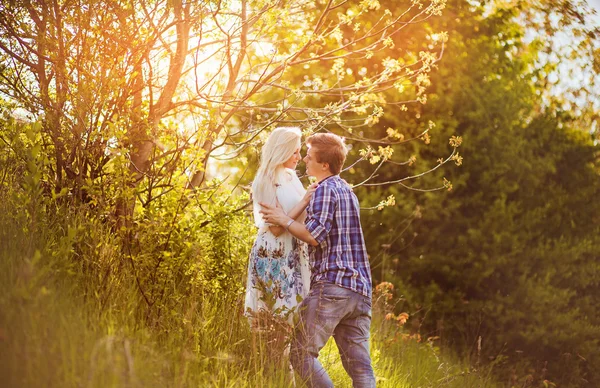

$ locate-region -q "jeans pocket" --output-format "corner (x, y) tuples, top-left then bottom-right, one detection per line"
(320, 283), (352, 302)
(317, 286), (352, 321)
(321, 294), (350, 303)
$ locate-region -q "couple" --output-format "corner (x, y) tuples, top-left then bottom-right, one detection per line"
(244, 127), (376, 388)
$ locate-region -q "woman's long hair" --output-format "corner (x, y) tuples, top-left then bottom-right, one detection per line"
(252, 127), (301, 227)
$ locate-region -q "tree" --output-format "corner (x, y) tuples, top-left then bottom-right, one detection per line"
(0, 0), (455, 228)
(357, 1), (600, 386)
(1, 0), (461, 332)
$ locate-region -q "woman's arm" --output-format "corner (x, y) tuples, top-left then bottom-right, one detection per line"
(287, 182), (318, 220)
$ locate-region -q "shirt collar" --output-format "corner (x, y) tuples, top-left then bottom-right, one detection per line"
(319, 174), (337, 184)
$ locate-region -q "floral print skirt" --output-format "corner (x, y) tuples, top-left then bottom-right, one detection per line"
(244, 231), (310, 321)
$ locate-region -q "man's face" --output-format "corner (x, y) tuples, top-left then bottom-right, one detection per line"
(303, 146), (320, 177)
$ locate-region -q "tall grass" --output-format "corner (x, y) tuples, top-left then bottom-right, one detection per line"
(0, 187), (499, 387)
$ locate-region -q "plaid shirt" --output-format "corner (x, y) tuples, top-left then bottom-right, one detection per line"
(305, 175), (372, 297)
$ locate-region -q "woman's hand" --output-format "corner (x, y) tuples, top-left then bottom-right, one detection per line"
(302, 182), (319, 204)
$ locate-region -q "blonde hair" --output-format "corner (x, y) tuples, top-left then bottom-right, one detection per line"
(252, 127), (302, 226)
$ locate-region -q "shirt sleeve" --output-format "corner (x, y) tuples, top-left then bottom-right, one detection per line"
(305, 184), (337, 244)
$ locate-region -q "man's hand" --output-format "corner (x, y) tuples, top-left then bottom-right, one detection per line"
(260, 202), (291, 227)
(261, 202), (318, 246)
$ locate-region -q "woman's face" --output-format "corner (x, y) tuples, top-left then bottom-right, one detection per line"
(283, 145), (302, 169)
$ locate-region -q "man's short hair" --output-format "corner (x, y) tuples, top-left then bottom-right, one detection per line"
(306, 133), (348, 175)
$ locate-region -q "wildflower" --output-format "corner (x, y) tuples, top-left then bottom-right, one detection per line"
(375, 281), (394, 292)
(375, 281), (395, 300)
(396, 312), (409, 325)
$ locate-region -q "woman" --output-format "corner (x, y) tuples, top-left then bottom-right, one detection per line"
(244, 127), (315, 323)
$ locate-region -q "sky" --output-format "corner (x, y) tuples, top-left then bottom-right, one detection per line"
(588, 0), (600, 24)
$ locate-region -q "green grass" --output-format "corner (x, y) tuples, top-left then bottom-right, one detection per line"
(0, 195), (500, 388)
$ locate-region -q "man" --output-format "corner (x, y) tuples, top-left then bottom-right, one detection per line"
(260, 133), (375, 388)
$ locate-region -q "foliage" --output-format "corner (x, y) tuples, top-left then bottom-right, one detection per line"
(0, 1), (464, 385)
(2, 0), (600, 387)
(358, 1), (600, 386)
(0, 177), (503, 387)
(0, 0), (452, 221)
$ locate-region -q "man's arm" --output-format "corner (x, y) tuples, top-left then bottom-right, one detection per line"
(260, 202), (319, 246)
(286, 218), (319, 246)
(268, 183), (318, 237)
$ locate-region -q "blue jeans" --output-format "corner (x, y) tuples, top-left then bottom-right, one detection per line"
(290, 282), (376, 388)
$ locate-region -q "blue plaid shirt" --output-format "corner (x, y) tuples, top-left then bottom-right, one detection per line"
(305, 175), (372, 297)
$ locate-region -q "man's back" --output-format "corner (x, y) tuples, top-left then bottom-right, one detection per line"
(305, 175), (372, 297)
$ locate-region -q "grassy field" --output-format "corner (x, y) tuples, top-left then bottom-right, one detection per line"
(0, 195), (499, 388)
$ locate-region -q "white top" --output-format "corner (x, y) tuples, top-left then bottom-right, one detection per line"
(253, 168), (306, 232)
